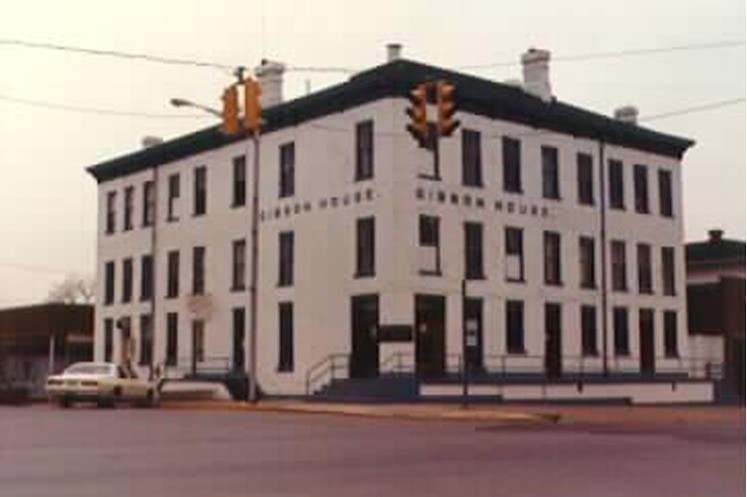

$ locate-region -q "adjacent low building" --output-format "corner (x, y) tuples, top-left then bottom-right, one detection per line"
(86, 45), (715, 403)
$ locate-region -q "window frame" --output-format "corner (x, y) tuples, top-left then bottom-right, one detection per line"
(232, 155), (247, 208)
(166, 250), (180, 298)
(355, 216), (376, 278)
(541, 145), (560, 200)
(579, 236), (596, 289)
(637, 243), (653, 294)
(355, 120), (374, 181)
(278, 302), (294, 372)
(122, 258), (133, 303)
(633, 164), (650, 214)
(502, 136), (522, 193)
(419, 215), (441, 276)
(611, 240), (628, 292)
(278, 231), (294, 287)
(192, 246), (206, 296)
(464, 221), (484, 280)
(577, 152), (594, 205)
(608, 159), (625, 210)
(506, 300), (525, 354)
(167, 173), (180, 222)
(505, 227), (525, 283)
(658, 169), (674, 218)
(123, 186), (134, 231)
(231, 239), (246, 291)
(279, 142), (295, 198)
(543, 231), (562, 286)
(581, 305), (598, 356)
(193, 166), (207, 216)
(462, 129), (483, 188)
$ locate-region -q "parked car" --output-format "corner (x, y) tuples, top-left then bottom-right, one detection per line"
(46, 362), (158, 408)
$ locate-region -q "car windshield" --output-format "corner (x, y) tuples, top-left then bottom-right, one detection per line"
(63, 364), (113, 376)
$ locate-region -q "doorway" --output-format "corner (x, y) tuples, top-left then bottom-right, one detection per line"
(350, 295), (379, 378)
(464, 297), (484, 374)
(639, 309), (655, 376)
(544, 303), (562, 379)
(415, 295), (446, 378)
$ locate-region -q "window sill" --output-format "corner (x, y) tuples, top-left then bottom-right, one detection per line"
(165, 295), (178, 300)
(167, 217), (179, 223)
(614, 352), (631, 358)
(506, 277), (525, 284)
(462, 183), (484, 189)
(578, 201), (595, 207)
(231, 286), (247, 293)
(580, 284), (597, 290)
(544, 281), (564, 287)
(354, 176), (374, 183)
(506, 350), (527, 356)
(503, 188), (523, 195)
(277, 368), (294, 374)
(543, 195), (562, 202)
(192, 212), (207, 218)
(465, 275), (486, 281)
(418, 174), (442, 181)
(277, 283), (293, 288)
(231, 202), (247, 209)
(639, 289), (654, 295)
(664, 353), (680, 359)
(419, 269), (442, 277)
(354, 272), (375, 279)
(582, 352), (599, 358)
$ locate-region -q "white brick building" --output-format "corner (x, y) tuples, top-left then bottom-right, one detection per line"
(87, 48), (714, 402)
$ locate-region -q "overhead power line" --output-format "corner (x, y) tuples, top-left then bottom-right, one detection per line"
(458, 40), (745, 70)
(639, 98), (745, 121)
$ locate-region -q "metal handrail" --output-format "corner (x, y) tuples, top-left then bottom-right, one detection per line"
(305, 353), (349, 395)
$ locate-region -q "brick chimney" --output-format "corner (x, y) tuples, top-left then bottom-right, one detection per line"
(521, 48), (552, 102)
(708, 229), (724, 244)
(255, 59), (286, 108)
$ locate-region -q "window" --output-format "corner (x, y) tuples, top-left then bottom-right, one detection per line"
(462, 129), (482, 187)
(544, 231), (562, 286)
(166, 250), (179, 298)
(577, 153), (594, 205)
(166, 313), (178, 366)
(139, 314), (153, 366)
(664, 310), (679, 358)
(122, 258), (133, 303)
(634, 164), (649, 214)
(613, 307), (629, 356)
(541, 146), (560, 199)
(232, 155), (246, 207)
(579, 236), (596, 289)
(104, 261), (115, 305)
(106, 191), (116, 234)
(611, 241), (627, 291)
(279, 142), (295, 198)
(581, 305), (598, 356)
(232, 308), (246, 370)
(140, 255), (153, 301)
(167, 173), (180, 221)
(356, 217), (375, 277)
(143, 181), (155, 227)
(278, 302), (294, 372)
(662, 246), (676, 296)
(608, 159), (625, 210)
(506, 300), (525, 354)
(502, 136), (522, 193)
(278, 231), (294, 286)
(104, 318), (114, 362)
(355, 120), (374, 181)
(192, 320), (205, 364)
(505, 227), (524, 282)
(123, 186), (134, 231)
(659, 169), (673, 217)
(232, 239), (246, 291)
(419, 215), (441, 275)
(464, 222), (484, 280)
(194, 166), (207, 216)
(192, 246), (206, 295)
(637, 243), (653, 294)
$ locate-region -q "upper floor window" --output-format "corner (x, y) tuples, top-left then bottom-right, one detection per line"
(541, 146), (560, 200)
(104, 261), (115, 305)
(192, 246), (206, 295)
(279, 142), (295, 198)
(611, 240), (627, 292)
(419, 215), (441, 275)
(143, 181), (155, 227)
(505, 227), (524, 282)
(105, 191), (116, 234)
(502, 136), (522, 193)
(664, 310), (679, 358)
(608, 159), (625, 210)
(579, 236), (596, 289)
(166, 250), (179, 298)
(122, 258), (133, 303)
(506, 300), (525, 354)
(232, 155), (246, 207)
(194, 166), (207, 216)
(167, 174), (180, 222)
(581, 305), (598, 356)
(140, 254), (153, 301)
(232, 239), (246, 291)
(355, 120), (374, 181)
(662, 246), (676, 296)
(634, 164), (649, 214)
(637, 243), (653, 294)
(356, 217), (375, 277)
(543, 231), (562, 286)
(464, 222), (484, 280)
(123, 187), (134, 231)
(659, 169), (674, 217)
(462, 129), (482, 187)
(577, 153), (594, 205)
(613, 307), (630, 356)
(278, 231), (294, 286)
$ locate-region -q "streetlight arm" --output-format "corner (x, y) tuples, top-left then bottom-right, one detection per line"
(170, 98), (222, 118)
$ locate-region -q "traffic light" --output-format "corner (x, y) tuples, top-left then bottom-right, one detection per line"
(406, 83), (428, 147)
(243, 77), (262, 134)
(436, 79), (459, 137)
(221, 85), (240, 135)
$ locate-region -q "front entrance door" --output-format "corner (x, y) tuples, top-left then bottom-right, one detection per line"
(464, 297), (484, 374)
(415, 295), (446, 378)
(544, 303), (562, 379)
(350, 295), (379, 378)
(639, 309), (655, 376)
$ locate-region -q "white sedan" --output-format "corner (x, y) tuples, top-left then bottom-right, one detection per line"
(46, 362), (159, 408)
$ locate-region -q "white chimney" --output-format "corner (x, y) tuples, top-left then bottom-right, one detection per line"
(614, 105), (639, 125)
(255, 59), (286, 108)
(141, 136), (163, 149)
(386, 43), (402, 62)
(521, 48), (552, 102)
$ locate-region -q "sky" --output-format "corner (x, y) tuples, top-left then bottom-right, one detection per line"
(0, 0), (744, 307)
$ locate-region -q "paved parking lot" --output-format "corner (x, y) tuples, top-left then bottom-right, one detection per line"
(0, 404), (743, 497)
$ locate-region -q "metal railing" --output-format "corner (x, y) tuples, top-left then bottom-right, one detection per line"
(304, 353), (350, 395)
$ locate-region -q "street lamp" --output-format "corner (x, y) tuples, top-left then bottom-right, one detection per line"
(169, 98), (222, 118)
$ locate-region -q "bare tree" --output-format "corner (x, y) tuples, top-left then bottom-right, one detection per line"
(47, 274), (95, 305)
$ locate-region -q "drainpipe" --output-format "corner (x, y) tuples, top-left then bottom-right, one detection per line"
(598, 140), (609, 376)
(150, 164), (159, 380)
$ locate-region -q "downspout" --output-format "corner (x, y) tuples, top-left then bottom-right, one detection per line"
(150, 165), (159, 380)
(598, 140), (609, 376)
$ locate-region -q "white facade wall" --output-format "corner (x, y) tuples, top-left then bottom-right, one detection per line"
(94, 95), (690, 395)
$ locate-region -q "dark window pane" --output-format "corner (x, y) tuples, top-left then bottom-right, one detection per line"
(192, 246), (206, 295)
(464, 222), (484, 280)
(278, 302), (294, 372)
(166, 313), (178, 366)
(124, 187), (134, 231)
(581, 305), (598, 356)
(637, 243), (653, 294)
(106, 191), (116, 234)
(139, 314), (153, 366)
(579, 236), (596, 289)
(140, 255), (153, 301)
(462, 129), (482, 187)
(659, 169), (674, 217)
(611, 241), (627, 291)
(168, 174), (180, 221)
(104, 261), (115, 305)
(505, 227), (524, 282)
(233, 155), (247, 207)
(279, 142), (295, 198)
(634, 164), (649, 214)
(122, 258), (133, 303)
(609, 159), (625, 210)
(232, 239), (246, 291)
(577, 153), (594, 205)
(506, 300), (524, 354)
(143, 181), (155, 226)
(502, 137), (522, 193)
(355, 120), (374, 181)
(167, 250), (179, 298)
(356, 217), (375, 277)
(613, 307), (630, 356)
(279, 231), (294, 286)
(664, 310), (679, 358)
(541, 146), (560, 199)
(662, 247), (676, 296)
(194, 166), (207, 216)
(544, 231), (562, 285)
(104, 318), (113, 362)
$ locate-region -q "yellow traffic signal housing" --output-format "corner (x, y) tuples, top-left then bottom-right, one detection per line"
(436, 80), (459, 137)
(243, 78), (262, 134)
(406, 83), (429, 147)
(221, 85), (240, 135)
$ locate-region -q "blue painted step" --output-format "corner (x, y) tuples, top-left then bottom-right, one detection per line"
(315, 375), (417, 400)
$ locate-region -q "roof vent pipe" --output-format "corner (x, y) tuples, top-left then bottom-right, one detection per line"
(521, 48), (552, 102)
(614, 105), (639, 125)
(141, 136), (163, 149)
(386, 43), (402, 62)
(708, 229), (724, 243)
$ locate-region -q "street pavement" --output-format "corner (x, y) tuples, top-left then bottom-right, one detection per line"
(0, 404), (743, 497)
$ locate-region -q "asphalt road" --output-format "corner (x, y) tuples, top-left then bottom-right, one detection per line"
(0, 405), (743, 497)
